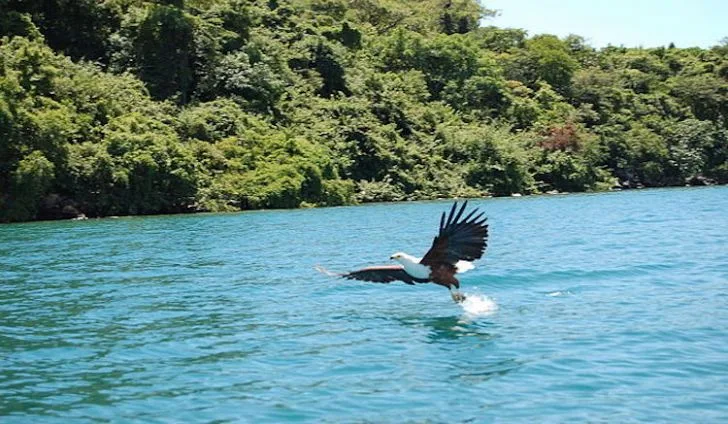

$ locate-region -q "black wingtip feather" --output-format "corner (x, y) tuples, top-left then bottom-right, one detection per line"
(452, 201), (468, 225)
(462, 208), (479, 223)
(421, 200), (490, 266)
(469, 211), (485, 224)
(445, 202), (458, 227)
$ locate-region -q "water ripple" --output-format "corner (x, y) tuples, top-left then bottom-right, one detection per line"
(1, 187), (727, 422)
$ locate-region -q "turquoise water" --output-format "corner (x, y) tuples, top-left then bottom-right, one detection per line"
(1, 187), (727, 423)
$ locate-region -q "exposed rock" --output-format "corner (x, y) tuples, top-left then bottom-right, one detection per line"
(61, 204), (82, 219)
(38, 194), (86, 220)
(687, 175), (716, 186)
(619, 178), (642, 189)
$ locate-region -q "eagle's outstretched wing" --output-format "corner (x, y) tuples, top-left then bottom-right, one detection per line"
(344, 265), (430, 285)
(420, 201), (488, 267)
(317, 265), (428, 285)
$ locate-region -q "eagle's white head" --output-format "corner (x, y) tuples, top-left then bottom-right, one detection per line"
(390, 252), (431, 279)
(390, 252), (418, 263)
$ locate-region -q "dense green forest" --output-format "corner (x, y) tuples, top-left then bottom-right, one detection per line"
(1, 0), (726, 222)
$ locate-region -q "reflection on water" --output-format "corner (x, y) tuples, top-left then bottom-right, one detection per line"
(454, 358), (526, 384)
(398, 315), (495, 343)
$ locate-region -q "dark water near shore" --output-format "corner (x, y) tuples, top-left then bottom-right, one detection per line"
(1, 187), (727, 422)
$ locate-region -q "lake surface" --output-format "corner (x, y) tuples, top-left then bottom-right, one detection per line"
(1, 187), (727, 423)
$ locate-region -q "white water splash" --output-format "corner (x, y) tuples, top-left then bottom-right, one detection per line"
(459, 293), (498, 316)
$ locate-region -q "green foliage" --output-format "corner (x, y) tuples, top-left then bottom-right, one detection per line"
(502, 35), (579, 94)
(3, 150), (55, 221)
(347, 0), (492, 35)
(0, 11), (42, 40)
(669, 74), (727, 122)
(177, 98), (250, 142)
(135, 5), (196, 102)
(355, 176), (405, 202)
(1, 0), (727, 222)
(1, 0), (119, 61)
(196, 132), (353, 210)
(453, 126), (537, 196)
(375, 30), (480, 98)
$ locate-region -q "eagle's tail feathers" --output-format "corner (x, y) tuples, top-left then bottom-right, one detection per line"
(315, 265), (342, 277)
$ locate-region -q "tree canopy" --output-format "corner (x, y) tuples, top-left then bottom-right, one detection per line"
(1, 0), (726, 222)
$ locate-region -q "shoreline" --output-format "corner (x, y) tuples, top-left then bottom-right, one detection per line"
(3, 184), (726, 226)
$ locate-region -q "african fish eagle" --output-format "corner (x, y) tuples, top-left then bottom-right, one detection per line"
(318, 201), (488, 303)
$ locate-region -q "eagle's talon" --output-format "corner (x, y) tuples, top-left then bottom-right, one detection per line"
(451, 291), (466, 303)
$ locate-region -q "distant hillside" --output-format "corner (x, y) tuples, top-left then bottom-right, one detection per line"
(1, 0), (726, 222)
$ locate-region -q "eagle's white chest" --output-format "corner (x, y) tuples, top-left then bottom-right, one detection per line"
(401, 260), (431, 280)
(396, 254), (431, 279)
(394, 252), (475, 279)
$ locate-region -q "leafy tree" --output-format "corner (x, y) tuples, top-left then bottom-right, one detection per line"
(135, 4), (196, 102)
(375, 30), (479, 98)
(533, 122), (609, 192)
(4, 150), (55, 221)
(669, 74), (727, 122)
(1, 0), (119, 61)
(452, 125), (536, 195)
(1, 0), (727, 222)
(471, 26), (527, 53)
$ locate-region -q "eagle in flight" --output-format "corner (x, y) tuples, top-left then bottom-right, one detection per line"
(318, 201), (488, 303)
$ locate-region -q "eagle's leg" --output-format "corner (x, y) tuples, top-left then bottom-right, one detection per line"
(450, 288), (466, 303)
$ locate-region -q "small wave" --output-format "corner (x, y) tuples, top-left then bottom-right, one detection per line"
(460, 293), (498, 316)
